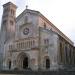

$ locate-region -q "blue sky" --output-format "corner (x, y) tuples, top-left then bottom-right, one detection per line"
(0, 0), (75, 44)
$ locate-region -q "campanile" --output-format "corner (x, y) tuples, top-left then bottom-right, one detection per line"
(1, 2), (17, 43)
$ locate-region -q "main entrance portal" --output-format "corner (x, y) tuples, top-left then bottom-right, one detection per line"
(17, 52), (29, 69)
(23, 57), (28, 69)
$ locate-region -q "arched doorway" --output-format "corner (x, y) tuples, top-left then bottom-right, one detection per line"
(44, 56), (50, 69)
(46, 58), (50, 69)
(8, 60), (11, 69)
(17, 52), (29, 69)
(23, 56), (28, 69)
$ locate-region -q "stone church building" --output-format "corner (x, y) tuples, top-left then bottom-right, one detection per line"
(0, 2), (75, 70)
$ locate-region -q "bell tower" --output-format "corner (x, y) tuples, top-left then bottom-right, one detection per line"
(1, 2), (17, 43)
(0, 2), (17, 69)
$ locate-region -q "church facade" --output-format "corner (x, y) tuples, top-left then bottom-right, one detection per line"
(0, 2), (75, 70)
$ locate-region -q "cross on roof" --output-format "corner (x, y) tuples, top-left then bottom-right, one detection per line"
(26, 5), (28, 9)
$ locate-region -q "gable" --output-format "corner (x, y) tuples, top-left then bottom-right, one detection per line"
(16, 9), (39, 27)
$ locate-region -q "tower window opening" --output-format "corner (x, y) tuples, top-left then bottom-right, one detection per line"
(12, 10), (14, 15)
(3, 20), (7, 25)
(3, 8), (8, 13)
(11, 9), (14, 15)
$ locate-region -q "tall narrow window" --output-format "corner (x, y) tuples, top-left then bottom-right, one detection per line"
(29, 41), (30, 48)
(25, 16), (28, 23)
(21, 42), (23, 48)
(19, 43), (21, 48)
(17, 43), (19, 48)
(24, 42), (26, 49)
(44, 39), (49, 45)
(60, 43), (63, 62)
(11, 9), (14, 15)
(69, 47), (71, 64)
(22, 42), (24, 49)
(33, 40), (35, 46)
(65, 46), (68, 63)
(12, 10), (14, 15)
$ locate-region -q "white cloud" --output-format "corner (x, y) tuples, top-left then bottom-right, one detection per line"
(16, 0), (28, 16)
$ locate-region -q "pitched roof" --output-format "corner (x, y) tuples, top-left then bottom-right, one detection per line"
(16, 9), (74, 46)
